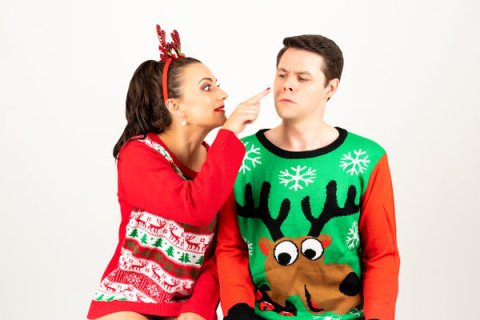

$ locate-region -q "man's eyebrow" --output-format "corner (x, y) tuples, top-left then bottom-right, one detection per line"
(277, 68), (312, 76)
(295, 71), (312, 76)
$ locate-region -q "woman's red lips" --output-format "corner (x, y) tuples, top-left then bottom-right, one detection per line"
(214, 105), (225, 112)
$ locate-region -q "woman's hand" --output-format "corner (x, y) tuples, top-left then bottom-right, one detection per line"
(222, 88), (271, 135)
(176, 312), (206, 320)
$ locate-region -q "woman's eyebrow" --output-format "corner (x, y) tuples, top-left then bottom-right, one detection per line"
(197, 77), (217, 84)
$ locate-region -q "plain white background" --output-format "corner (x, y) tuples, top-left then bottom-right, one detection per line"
(1, 0), (479, 319)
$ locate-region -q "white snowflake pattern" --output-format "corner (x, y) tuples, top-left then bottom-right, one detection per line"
(312, 316), (342, 320)
(279, 166), (317, 191)
(340, 149), (370, 176)
(240, 142), (262, 174)
(346, 221), (360, 250)
(146, 284), (160, 297)
(243, 237), (253, 256)
(124, 274), (142, 286)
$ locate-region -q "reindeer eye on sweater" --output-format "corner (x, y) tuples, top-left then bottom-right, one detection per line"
(274, 240), (298, 266)
(301, 238), (324, 260)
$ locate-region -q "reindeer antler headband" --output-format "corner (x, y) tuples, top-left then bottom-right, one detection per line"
(156, 24), (185, 103)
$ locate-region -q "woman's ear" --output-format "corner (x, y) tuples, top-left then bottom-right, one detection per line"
(164, 98), (179, 114)
(165, 98), (187, 126)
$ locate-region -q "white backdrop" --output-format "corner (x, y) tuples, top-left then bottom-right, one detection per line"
(1, 0), (479, 319)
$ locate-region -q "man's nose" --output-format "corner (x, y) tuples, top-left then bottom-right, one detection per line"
(283, 77), (294, 92)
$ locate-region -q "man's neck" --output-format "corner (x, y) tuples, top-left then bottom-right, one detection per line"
(265, 119), (339, 152)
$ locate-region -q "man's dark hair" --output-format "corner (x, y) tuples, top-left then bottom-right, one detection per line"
(276, 35), (344, 87)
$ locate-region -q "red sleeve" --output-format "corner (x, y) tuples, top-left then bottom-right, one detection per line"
(359, 154), (400, 320)
(179, 245), (219, 320)
(216, 193), (255, 316)
(118, 129), (246, 226)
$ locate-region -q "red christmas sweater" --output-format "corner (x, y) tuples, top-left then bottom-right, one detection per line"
(87, 129), (246, 319)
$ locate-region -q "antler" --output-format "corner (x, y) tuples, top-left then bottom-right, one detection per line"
(301, 180), (359, 237)
(156, 25), (185, 61)
(236, 182), (290, 241)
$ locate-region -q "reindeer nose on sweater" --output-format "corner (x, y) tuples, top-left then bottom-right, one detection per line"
(339, 272), (361, 296)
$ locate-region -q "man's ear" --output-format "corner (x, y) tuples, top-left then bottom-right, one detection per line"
(325, 78), (340, 100)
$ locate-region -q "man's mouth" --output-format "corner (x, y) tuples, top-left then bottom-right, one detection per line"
(304, 285), (324, 312)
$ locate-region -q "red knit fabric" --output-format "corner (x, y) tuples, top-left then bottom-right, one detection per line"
(359, 154), (400, 320)
(87, 129), (246, 319)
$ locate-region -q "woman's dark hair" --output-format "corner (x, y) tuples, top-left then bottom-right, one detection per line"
(113, 57), (200, 159)
(276, 34), (343, 87)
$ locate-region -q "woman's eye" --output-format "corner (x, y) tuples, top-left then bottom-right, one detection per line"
(203, 85), (212, 91)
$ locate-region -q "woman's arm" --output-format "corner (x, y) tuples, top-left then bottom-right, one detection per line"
(118, 129), (245, 226)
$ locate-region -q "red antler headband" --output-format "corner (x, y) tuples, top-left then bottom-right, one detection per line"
(156, 24), (185, 103)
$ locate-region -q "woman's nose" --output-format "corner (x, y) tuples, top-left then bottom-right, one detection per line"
(218, 87), (228, 100)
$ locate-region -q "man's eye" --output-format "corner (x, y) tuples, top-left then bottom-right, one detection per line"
(298, 77), (307, 82)
(278, 74), (286, 78)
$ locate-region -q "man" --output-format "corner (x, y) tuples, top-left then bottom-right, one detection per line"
(216, 34), (400, 320)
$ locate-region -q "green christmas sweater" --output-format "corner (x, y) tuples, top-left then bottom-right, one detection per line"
(217, 127), (399, 320)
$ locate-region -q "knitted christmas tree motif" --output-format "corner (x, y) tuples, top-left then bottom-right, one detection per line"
(94, 292), (128, 302)
(122, 239), (201, 279)
(179, 252), (191, 263)
(124, 225), (206, 267)
(140, 233), (149, 244)
(152, 237), (163, 248)
(165, 245), (175, 258)
(128, 228), (140, 238)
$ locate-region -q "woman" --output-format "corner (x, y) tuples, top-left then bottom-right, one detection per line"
(87, 25), (270, 320)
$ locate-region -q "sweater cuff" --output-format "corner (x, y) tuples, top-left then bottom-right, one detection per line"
(224, 303), (255, 320)
(179, 299), (218, 320)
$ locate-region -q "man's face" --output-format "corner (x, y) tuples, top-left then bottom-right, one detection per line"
(273, 48), (334, 122)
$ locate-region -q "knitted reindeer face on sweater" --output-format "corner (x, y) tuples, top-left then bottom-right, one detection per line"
(237, 181), (362, 315)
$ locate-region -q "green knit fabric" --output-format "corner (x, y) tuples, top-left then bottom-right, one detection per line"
(235, 128), (385, 320)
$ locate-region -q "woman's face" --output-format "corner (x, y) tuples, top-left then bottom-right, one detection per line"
(175, 63), (228, 129)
